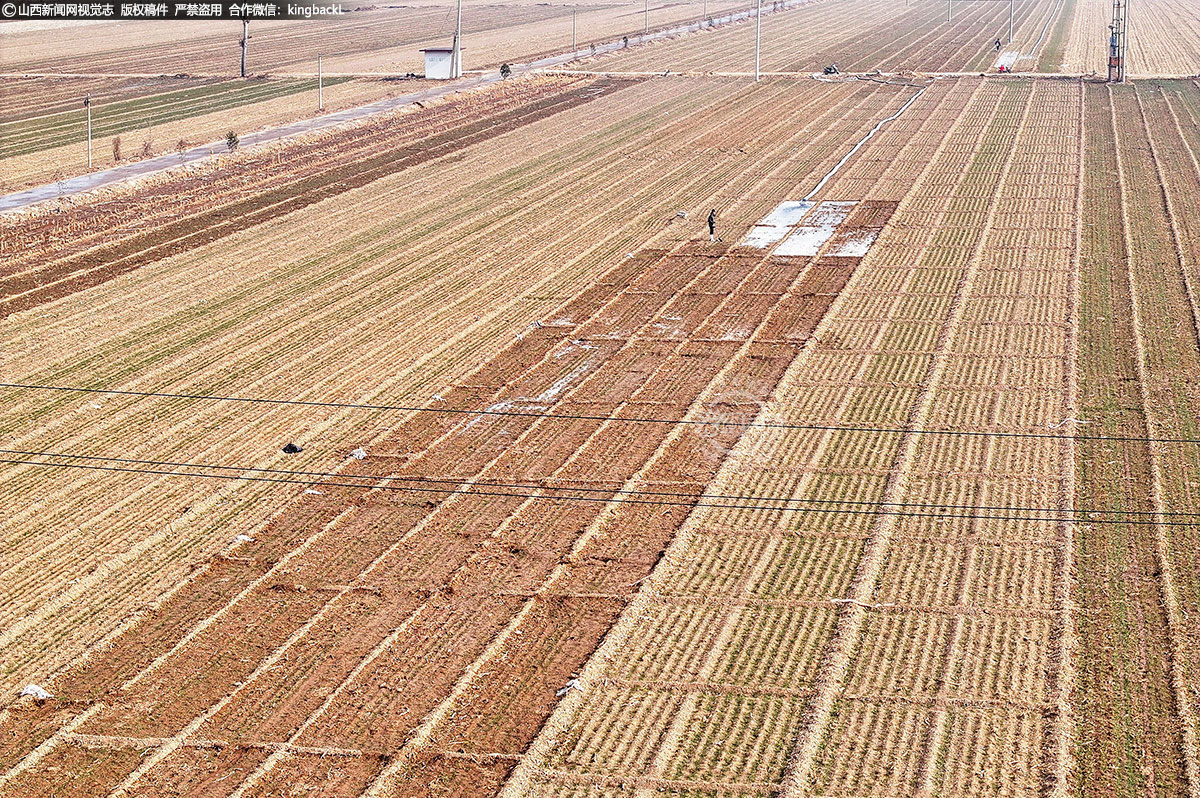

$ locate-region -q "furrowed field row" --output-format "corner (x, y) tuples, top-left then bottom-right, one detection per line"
(574, 0), (1059, 75)
(0, 77), (348, 158)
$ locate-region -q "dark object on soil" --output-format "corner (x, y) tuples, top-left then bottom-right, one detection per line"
(823, 64), (840, 75)
(282, 442), (303, 454)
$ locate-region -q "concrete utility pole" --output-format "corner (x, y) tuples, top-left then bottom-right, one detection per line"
(1009, 0), (1014, 41)
(702, 0), (707, 22)
(947, 0), (952, 22)
(572, 8), (577, 49)
(240, 20), (249, 77)
(452, 0), (463, 77)
(754, 0), (761, 81)
(318, 55), (323, 110)
(644, 0), (648, 34)
(84, 93), (92, 169)
(1108, 0), (1128, 81)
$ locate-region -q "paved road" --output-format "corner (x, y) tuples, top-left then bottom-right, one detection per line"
(0, 0), (813, 214)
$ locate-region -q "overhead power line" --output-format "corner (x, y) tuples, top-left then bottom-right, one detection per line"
(3, 448), (1198, 527)
(4, 381), (1200, 446)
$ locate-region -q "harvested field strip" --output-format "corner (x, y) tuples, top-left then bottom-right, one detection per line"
(1072, 80), (1189, 798)
(574, 0), (1058, 74)
(0, 76), (611, 266)
(786, 77), (1040, 797)
(0, 77), (349, 158)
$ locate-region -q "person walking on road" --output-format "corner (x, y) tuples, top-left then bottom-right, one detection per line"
(707, 208), (717, 242)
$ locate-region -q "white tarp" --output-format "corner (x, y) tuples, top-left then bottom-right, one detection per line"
(741, 200), (813, 248)
(774, 201), (857, 256)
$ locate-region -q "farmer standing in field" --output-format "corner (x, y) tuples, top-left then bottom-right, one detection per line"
(707, 208), (717, 242)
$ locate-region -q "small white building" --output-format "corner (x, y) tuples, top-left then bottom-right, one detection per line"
(422, 46), (462, 80)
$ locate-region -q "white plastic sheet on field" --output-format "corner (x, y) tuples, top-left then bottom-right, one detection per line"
(775, 201), (857, 256)
(741, 200), (813, 248)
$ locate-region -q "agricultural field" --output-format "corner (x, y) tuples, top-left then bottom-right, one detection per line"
(1060, 0), (1200, 75)
(6, 0), (1200, 796)
(567, 0), (1067, 74)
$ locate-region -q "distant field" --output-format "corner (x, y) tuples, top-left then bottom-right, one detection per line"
(0, 77), (351, 159)
(567, 0), (1067, 74)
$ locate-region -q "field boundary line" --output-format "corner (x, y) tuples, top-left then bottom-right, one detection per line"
(1121, 83), (1200, 798)
(779, 80), (1036, 796)
(500, 76), (991, 798)
(523, 767), (780, 794)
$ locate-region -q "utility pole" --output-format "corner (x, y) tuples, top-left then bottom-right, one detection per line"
(452, 0), (463, 77)
(947, 0), (952, 22)
(754, 0), (761, 81)
(1009, 0), (1014, 42)
(1108, 0), (1127, 82)
(644, 0), (648, 34)
(240, 20), (249, 77)
(318, 55), (323, 110)
(702, 0), (707, 22)
(84, 93), (92, 169)
(572, 8), (577, 49)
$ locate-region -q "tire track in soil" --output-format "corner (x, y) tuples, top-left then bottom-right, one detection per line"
(1070, 81), (1190, 798)
(779, 79), (1035, 796)
(0, 77), (639, 319)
